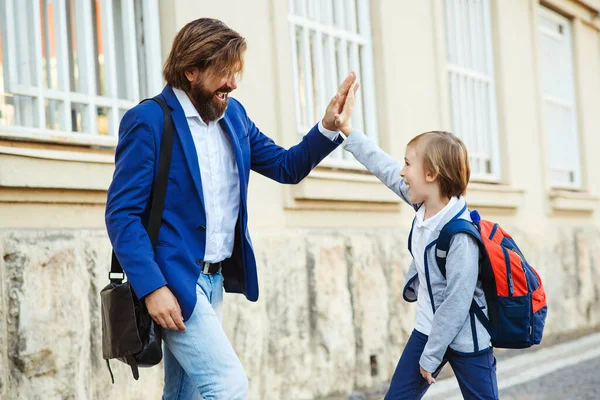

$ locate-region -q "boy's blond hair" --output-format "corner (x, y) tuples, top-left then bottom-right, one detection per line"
(407, 131), (470, 198)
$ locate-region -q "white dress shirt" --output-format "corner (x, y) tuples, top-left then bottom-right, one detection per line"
(413, 196), (458, 335)
(173, 88), (340, 263)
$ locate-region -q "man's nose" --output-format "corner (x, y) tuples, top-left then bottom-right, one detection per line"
(228, 76), (238, 91)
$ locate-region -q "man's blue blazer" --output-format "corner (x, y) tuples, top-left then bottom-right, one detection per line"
(105, 85), (341, 321)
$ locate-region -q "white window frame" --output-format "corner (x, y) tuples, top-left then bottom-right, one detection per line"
(288, 0), (378, 167)
(537, 6), (582, 189)
(443, 0), (501, 182)
(0, 0), (162, 146)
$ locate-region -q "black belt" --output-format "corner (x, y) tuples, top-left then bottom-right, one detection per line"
(202, 261), (223, 275)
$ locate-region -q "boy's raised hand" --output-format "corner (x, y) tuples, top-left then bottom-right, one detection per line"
(334, 80), (360, 136)
(322, 72), (357, 131)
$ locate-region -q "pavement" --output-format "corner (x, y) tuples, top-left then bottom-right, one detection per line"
(424, 332), (600, 400)
(499, 355), (600, 400)
(344, 331), (600, 400)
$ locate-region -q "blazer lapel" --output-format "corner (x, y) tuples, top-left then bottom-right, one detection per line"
(160, 85), (205, 208)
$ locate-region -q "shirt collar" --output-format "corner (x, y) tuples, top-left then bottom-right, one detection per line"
(415, 196), (459, 230)
(172, 87), (226, 126)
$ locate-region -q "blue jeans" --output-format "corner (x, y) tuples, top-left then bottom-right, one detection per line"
(162, 271), (248, 400)
(385, 330), (498, 400)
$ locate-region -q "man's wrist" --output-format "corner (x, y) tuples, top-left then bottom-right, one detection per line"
(318, 119), (341, 142)
(319, 119), (339, 134)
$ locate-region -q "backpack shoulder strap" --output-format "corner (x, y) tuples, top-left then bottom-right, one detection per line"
(436, 214), (497, 340)
(436, 218), (482, 279)
(407, 216), (416, 256)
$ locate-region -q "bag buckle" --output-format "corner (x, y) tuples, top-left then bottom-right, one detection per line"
(108, 272), (125, 282)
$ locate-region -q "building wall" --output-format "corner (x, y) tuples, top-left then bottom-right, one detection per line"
(1, 0), (600, 399)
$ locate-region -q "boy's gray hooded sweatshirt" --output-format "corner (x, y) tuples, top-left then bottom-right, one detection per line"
(344, 131), (491, 373)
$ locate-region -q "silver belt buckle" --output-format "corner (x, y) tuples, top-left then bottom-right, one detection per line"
(203, 261), (222, 274)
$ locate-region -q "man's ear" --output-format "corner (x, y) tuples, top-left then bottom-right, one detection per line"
(184, 67), (199, 83)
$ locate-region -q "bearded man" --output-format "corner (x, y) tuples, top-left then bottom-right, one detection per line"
(105, 18), (358, 400)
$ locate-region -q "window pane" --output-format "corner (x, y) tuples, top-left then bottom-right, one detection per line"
(113, 0), (129, 100)
(40, 0), (59, 90)
(333, 0), (345, 29)
(97, 106), (110, 135)
(0, 94), (39, 127)
(70, 102), (88, 132)
(352, 0), (360, 34)
(356, 46), (367, 132)
(345, 0), (357, 33)
(334, 39), (345, 89)
(295, 27), (308, 129)
(539, 19), (572, 101)
(0, 10), (4, 95)
(309, 32), (319, 123)
(92, 0), (106, 96)
(13, 1), (38, 86)
(45, 99), (63, 130)
(319, 0), (334, 24)
(134, 0), (147, 99)
(294, 0), (306, 17)
(66, 0), (83, 92)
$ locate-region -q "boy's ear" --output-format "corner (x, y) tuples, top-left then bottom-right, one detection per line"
(425, 169), (438, 183)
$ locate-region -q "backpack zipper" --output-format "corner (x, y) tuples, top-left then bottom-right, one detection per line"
(501, 247), (514, 296)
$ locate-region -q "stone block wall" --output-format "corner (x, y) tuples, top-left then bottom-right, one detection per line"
(0, 226), (598, 399)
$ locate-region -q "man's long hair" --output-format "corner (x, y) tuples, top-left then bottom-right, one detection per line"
(163, 18), (246, 91)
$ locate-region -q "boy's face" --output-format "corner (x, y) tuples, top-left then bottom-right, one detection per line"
(400, 144), (436, 204)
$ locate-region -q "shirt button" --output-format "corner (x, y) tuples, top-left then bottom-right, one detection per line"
(199, 225), (206, 231)
(196, 259), (203, 266)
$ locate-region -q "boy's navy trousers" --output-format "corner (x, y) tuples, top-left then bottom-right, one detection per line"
(384, 329), (499, 400)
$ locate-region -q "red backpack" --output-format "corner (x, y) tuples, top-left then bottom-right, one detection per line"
(436, 209), (548, 349)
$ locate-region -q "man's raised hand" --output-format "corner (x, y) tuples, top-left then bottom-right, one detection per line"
(322, 71), (357, 131)
(334, 81), (360, 136)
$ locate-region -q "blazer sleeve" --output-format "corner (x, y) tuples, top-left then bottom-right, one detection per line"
(238, 103), (342, 184)
(105, 107), (168, 299)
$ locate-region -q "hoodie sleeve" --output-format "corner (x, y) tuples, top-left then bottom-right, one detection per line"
(419, 233), (480, 372)
(343, 130), (418, 209)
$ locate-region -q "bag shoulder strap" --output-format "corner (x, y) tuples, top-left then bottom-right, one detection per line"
(144, 97), (175, 248)
(109, 97), (175, 282)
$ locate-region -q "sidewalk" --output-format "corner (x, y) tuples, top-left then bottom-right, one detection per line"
(423, 332), (600, 399)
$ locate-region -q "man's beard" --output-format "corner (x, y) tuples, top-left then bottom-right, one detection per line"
(188, 80), (231, 122)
